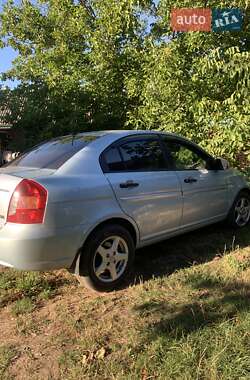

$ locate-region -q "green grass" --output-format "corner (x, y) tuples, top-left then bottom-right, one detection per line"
(130, 262), (250, 380)
(0, 345), (18, 379)
(11, 297), (35, 316)
(0, 270), (70, 309)
(0, 224), (250, 379)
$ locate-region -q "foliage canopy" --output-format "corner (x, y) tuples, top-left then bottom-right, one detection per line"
(0, 0), (249, 167)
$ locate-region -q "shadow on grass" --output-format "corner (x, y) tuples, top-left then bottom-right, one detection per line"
(133, 223), (250, 283)
(133, 224), (250, 349)
(134, 274), (250, 342)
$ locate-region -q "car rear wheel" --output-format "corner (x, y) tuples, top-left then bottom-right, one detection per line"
(226, 190), (250, 228)
(77, 224), (135, 292)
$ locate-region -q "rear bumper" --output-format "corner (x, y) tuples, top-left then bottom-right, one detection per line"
(0, 223), (85, 271)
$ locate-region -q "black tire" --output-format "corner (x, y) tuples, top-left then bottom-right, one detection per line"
(226, 190), (250, 228)
(77, 224), (135, 292)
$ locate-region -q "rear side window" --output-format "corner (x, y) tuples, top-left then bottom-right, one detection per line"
(120, 139), (166, 171)
(102, 137), (168, 172)
(104, 147), (124, 171)
(6, 134), (101, 169)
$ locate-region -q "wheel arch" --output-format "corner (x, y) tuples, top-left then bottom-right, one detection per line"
(240, 187), (250, 196)
(69, 217), (139, 274)
(85, 217), (139, 246)
(229, 187), (250, 209)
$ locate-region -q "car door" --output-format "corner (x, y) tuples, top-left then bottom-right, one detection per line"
(100, 134), (183, 241)
(161, 136), (229, 228)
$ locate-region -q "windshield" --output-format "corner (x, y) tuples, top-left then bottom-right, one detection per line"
(6, 133), (103, 169)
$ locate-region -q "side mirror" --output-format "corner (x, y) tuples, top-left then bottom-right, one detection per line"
(213, 158), (230, 171)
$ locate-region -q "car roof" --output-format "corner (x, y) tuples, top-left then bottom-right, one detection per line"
(55, 130), (182, 151)
(65, 129), (181, 144)
(58, 129), (199, 154)
(74, 130), (176, 138)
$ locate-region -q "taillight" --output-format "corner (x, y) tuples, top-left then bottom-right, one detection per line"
(7, 179), (48, 224)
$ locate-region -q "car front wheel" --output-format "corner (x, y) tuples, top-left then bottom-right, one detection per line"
(227, 190), (250, 228)
(77, 224), (135, 292)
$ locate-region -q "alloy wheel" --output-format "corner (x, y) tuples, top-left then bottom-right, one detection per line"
(93, 236), (129, 283)
(235, 197), (250, 227)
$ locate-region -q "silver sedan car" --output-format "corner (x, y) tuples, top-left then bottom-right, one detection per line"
(0, 130), (249, 291)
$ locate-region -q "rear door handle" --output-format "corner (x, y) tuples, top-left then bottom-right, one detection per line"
(184, 177), (197, 184)
(120, 180), (139, 189)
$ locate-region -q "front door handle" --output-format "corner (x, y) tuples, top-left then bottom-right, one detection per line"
(184, 177), (197, 184)
(120, 180), (139, 189)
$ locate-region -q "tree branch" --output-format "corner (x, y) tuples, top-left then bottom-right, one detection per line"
(79, 0), (96, 20)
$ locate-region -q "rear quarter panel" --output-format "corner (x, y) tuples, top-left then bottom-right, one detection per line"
(37, 173), (139, 244)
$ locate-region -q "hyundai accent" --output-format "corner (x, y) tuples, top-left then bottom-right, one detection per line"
(0, 130), (249, 291)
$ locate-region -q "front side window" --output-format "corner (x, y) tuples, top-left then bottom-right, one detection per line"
(163, 140), (209, 170)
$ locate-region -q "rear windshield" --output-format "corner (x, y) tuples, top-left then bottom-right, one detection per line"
(7, 134), (102, 169)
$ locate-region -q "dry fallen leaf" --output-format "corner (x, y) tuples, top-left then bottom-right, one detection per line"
(81, 355), (88, 365)
(95, 347), (106, 360)
(141, 368), (148, 380)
